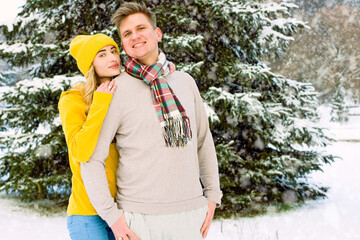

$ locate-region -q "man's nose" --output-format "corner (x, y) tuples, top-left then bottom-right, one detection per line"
(130, 30), (139, 40)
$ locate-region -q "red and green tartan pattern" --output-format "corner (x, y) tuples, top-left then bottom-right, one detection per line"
(124, 52), (192, 147)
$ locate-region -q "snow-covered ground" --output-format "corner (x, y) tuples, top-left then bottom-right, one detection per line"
(0, 197), (67, 240)
(206, 106), (360, 240)
(1, 106), (359, 240)
(207, 138), (360, 240)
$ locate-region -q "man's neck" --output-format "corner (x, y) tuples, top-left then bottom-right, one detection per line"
(136, 52), (160, 66)
(137, 58), (156, 66)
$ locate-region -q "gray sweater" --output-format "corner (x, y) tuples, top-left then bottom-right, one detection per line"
(81, 71), (222, 227)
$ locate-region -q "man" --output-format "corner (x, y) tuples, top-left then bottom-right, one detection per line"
(81, 2), (222, 240)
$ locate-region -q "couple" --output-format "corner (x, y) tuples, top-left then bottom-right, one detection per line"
(59, 2), (222, 240)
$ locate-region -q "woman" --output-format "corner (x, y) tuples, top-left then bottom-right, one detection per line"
(58, 33), (120, 240)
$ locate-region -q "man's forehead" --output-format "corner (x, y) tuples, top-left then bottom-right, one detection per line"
(120, 23), (146, 32)
(119, 13), (151, 32)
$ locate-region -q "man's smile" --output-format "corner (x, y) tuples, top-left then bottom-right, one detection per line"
(133, 42), (146, 48)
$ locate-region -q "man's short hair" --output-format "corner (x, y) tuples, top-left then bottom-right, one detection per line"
(111, 2), (157, 31)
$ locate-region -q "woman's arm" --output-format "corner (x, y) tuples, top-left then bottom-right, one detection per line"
(58, 87), (113, 163)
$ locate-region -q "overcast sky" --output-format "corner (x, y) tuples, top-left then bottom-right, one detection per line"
(0, 0), (25, 27)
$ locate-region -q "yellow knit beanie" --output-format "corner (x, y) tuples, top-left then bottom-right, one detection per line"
(69, 34), (119, 76)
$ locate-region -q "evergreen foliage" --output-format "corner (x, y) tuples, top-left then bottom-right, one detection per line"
(0, 76), (80, 200)
(0, 70), (17, 86)
(330, 84), (349, 123)
(0, 0), (335, 215)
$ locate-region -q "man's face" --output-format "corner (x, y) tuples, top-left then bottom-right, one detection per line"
(119, 13), (162, 65)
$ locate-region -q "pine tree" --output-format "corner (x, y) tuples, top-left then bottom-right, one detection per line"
(0, 59), (17, 86)
(0, 0), (335, 215)
(330, 84), (349, 123)
(0, 70), (17, 86)
(0, 0), (120, 201)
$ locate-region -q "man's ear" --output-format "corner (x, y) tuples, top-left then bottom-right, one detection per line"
(155, 27), (163, 42)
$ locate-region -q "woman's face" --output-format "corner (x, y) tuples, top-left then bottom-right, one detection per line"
(93, 45), (120, 82)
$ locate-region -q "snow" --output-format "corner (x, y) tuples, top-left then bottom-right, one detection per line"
(204, 103), (220, 123)
(0, 106), (359, 239)
(0, 0), (25, 30)
(0, 42), (58, 54)
(7, 75), (84, 96)
(163, 34), (204, 49)
(206, 107), (360, 240)
(207, 141), (360, 240)
(0, 196), (67, 240)
(259, 25), (294, 46)
(0, 85), (11, 95)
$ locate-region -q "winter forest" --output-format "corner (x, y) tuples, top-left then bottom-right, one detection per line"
(0, 0), (359, 239)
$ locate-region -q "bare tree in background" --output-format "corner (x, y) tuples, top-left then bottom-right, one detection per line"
(269, 5), (360, 104)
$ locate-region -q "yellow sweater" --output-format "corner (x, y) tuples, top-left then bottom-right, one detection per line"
(58, 83), (118, 216)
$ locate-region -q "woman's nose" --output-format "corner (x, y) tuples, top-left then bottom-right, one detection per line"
(109, 53), (118, 61)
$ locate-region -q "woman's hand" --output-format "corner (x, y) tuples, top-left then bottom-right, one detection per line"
(96, 79), (117, 94)
(111, 213), (140, 240)
(200, 200), (216, 238)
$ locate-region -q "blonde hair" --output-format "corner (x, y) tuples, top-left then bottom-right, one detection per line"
(111, 2), (157, 31)
(81, 65), (99, 114)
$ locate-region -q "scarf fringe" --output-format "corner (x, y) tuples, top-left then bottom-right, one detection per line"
(162, 115), (192, 147)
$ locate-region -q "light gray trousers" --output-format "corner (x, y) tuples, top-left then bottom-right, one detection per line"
(124, 206), (208, 240)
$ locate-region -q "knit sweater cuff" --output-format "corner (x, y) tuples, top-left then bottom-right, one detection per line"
(104, 205), (124, 227)
(93, 91), (113, 106)
(205, 190), (223, 207)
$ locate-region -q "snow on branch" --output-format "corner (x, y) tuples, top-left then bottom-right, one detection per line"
(232, 62), (275, 79)
(219, 1), (308, 51)
(9, 75), (84, 97)
(178, 61), (204, 73)
(0, 42), (57, 54)
(204, 102), (220, 123)
(203, 86), (264, 127)
(163, 34), (204, 50)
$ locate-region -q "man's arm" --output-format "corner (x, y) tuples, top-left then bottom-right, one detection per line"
(80, 79), (123, 227)
(186, 73), (222, 238)
(187, 75), (222, 205)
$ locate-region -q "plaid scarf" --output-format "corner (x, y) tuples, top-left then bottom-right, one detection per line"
(124, 51), (192, 147)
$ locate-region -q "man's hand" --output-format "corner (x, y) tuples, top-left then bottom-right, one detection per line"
(200, 200), (216, 238)
(111, 213), (140, 240)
